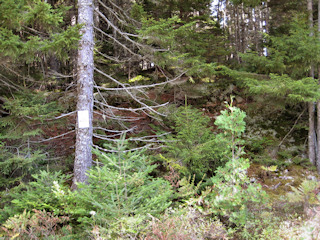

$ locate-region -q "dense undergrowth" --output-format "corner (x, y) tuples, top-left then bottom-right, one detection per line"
(1, 95), (320, 240)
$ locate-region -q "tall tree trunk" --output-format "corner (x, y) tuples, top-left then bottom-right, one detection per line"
(317, 0), (320, 173)
(240, 4), (246, 54)
(309, 102), (316, 165)
(254, 6), (261, 54)
(307, 0), (316, 165)
(72, 0), (95, 188)
(235, 6), (240, 62)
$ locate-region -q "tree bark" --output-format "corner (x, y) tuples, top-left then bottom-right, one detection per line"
(309, 102), (316, 165)
(307, 0), (316, 165)
(316, 101), (320, 171)
(317, 0), (320, 173)
(72, 0), (95, 189)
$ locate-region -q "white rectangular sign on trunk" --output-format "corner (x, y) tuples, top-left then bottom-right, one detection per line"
(78, 110), (90, 128)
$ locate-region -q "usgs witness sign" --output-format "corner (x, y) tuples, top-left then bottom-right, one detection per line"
(77, 110), (90, 129)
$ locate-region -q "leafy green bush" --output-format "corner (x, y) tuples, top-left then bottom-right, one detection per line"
(189, 100), (267, 227)
(207, 158), (267, 225)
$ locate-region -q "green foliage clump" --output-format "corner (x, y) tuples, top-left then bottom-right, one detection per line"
(67, 141), (173, 238)
(144, 207), (228, 240)
(237, 16), (320, 105)
(0, 0), (80, 62)
(287, 179), (319, 212)
(0, 93), (60, 188)
(244, 74), (320, 103)
(139, 16), (225, 78)
(230, 0), (263, 7)
(164, 105), (229, 180)
(1, 140), (173, 238)
(240, 50), (286, 75)
(2, 209), (72, 240)
(128, 75), (151, 83)
(0, 170), (70, 223)
(0, 92), (61, 188)
(207, 158), (267, 225)
(189, 101), (267, 226)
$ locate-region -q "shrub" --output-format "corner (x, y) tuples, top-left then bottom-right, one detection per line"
(70, 140), (173, 238)
(163, 105), (229, 180)
(189, 100), (267, 227)
(1, 209), (72, 240)
(0, 92), (62, 189)
(0, 170), (70, 223)
(144, 207), (228, 240)
(287, 179), (319, 214)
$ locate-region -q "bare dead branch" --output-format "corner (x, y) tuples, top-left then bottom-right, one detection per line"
(93, 126), (136, 133)
(0, 73), (23, 91)
(93, 134), (170, 143)
(30, 130), (75, 143)
(96, 50), (128, 63)
(278, 108), (306, 147)
(95, 68), (168, 116)
(97, 0), (127, 26)
(93, 143), (162, 153)
(94, 99), (167, 113)
(94, 133), (127, 141)
(95, 9), (144, 49)
(94, 82), (138, 129)
(0, 63), (37, 84)
(98, 0), (141, 27)
(47, 70), (76, 79)
(94, 107), (143, 121)
(94, 71), (187, 91)
(94, 26), (141, 57)
(53, 111), (77, 120)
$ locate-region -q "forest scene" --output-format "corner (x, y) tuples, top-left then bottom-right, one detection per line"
(2, 0), (320, 239)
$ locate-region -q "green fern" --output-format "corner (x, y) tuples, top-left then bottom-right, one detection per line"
(287, 179), (319, 214)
